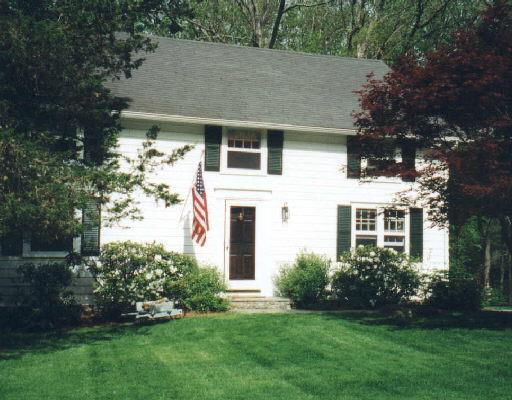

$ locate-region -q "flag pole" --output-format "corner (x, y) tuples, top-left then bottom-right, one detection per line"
(179, 148), (205, 223)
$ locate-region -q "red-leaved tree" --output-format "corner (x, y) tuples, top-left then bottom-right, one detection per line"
(354, 1), (512, 258)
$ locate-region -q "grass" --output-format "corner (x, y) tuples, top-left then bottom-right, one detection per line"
(1, 311), (512, 400)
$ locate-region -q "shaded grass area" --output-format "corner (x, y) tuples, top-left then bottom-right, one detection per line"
(1, 312), (512, 399)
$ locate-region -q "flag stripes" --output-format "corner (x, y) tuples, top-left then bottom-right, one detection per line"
(191, 162), (209, 246)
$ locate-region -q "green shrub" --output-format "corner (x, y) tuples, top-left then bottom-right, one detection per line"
(89, 241), (227, 315)
(167, 266), (229, 312)
(14, 262), (81, 330)
(275, 252), (330, 308)
(482, 287), (508, 307)
(425, 270), (481, 311)
(332, 246), (420, 308)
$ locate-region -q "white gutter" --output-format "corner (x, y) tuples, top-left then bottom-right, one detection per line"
(121, 111), (356, 135)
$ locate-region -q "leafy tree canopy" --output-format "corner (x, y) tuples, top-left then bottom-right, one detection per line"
(172, 0), (489, 62)
(354, 1), (512, 252)
(0, 0), (192, 240)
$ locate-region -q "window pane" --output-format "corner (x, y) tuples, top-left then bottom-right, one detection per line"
(31, 235), (73, 252)
(384, 235), (405, 253)
(384, 209), (405, 232)
(227, 151), (261, 169)
(356, 208), (376, 231)
(366, 140), (397, 175)
(356, 235), (377, 247)
(384, 245), (405, 253)
(228, 130), (261, 149)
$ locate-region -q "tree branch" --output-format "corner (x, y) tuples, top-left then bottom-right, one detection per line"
(269, 0), (287, 49)
(284, 0), (334, 14)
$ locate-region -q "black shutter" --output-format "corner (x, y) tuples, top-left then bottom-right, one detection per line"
(267, 130), (284, 175)
(204, 125), (222, 171)
(401, 141), (416, 182)
(409, 208), (423, 261)
(347, 137), (361, 179)
(81, 199), (101, 256)
(337, 205), (352, 260)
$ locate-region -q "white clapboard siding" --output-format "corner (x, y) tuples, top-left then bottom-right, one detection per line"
(0, 119), (449, 302)
(101, 121), (448, 296)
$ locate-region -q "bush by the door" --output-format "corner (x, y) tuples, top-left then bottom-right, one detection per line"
(275, 252), (330, 308)
(332, 246), (420, 308)
(167, 266), (229, 312)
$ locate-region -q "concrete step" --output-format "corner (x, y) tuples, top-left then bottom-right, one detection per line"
(229, 296), (292, 311)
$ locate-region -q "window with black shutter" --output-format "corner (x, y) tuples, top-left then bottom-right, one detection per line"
(267, 130), (284, 175)
(204, 125), (222, 171)
(81, 199), (101, 256)
(347, 137), (361, 179)
(401, 141), (416, 182)
(336, 205), (352, 259)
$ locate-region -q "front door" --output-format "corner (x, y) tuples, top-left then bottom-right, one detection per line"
(229, 206), (256, 280)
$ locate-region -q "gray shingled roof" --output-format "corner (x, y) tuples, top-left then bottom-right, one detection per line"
(108, 37), (388, 131)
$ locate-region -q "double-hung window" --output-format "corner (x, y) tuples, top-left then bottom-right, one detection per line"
(226, 129), (262, 170)
(383, 209), (406, 252)
(354, 207), (406, 253)
(355, 208), (377, 247)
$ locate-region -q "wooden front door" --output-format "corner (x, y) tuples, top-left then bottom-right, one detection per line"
(229, 206), (256, 280)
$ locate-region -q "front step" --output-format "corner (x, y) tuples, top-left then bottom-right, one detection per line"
(229, 296), (292, 312)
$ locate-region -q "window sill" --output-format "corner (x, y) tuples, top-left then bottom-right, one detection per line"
(220, 168), (267, 177)
(23, 252), (69, 258)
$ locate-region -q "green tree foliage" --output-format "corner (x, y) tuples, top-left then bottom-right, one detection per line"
(354, 2), (512, 303)
(173, 0), (488, 61)
(0, 1), (193, 239)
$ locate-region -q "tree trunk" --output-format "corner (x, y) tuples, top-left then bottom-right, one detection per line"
(499, 253), (505, 292)
(499, 217), (512, 303)
(509, 254), (512, 304)
(268, 0), (286, 49)
(483, 234), (492, 289)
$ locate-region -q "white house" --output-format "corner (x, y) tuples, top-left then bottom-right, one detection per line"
(0, 38), (448, 303)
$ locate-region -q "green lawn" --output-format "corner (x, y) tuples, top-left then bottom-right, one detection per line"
(1, 312), (512, 400)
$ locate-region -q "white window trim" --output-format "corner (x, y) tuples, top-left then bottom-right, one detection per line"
(23, 237), (81, 258)
(220, 127), (268, 176)
(352, 203), (410, 254)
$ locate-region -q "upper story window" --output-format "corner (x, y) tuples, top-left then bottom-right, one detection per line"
(366, 141), (397, 176)
(226, 129), (261, 170)
(356, 208), (376, 231)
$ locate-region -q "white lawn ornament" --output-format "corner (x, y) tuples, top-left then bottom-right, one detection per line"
(123, 298), (183, 321)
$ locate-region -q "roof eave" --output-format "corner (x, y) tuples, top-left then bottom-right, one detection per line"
(120, 111), (357, 135)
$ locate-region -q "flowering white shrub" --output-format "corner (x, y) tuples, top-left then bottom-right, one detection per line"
(332, 246), (420, 308)
(88, 241), (199, 315)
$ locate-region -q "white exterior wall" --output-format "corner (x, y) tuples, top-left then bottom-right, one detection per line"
(100, 119), (448, 297)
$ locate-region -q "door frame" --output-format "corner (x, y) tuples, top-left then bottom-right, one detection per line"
(224, 199), (263, 290)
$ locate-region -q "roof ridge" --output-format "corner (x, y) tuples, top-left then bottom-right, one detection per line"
(150, 36), (387, 65)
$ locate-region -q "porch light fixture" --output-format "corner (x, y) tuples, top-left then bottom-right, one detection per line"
(281, 202), (289, 223)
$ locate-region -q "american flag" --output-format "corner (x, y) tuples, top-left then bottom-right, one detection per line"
(191, 162), (209, 246)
